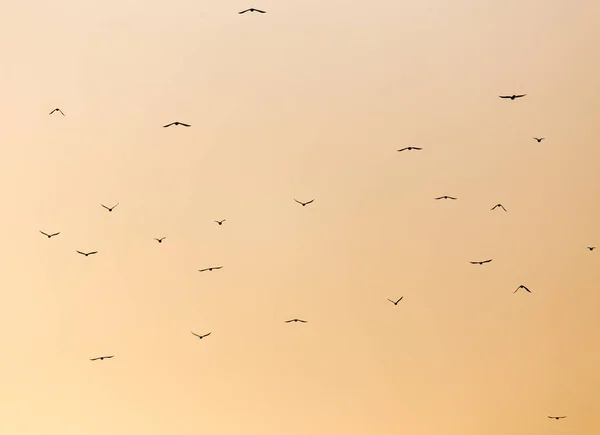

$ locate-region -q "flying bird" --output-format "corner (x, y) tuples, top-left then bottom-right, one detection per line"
(163, 121), (190, 128)
(514, 285), (531, 293)
(154, 237), (166, 243)
(239, 8), (266, 14)
(397, 147), (423, 152)
(101, 202), (119, 212)
(435, 196), (457, 200)
(547, 416), (566, 420)
(387, 297), (403, 305)
(191, 331), (211, 339)
(285, 319), (307, 323)
(49, 108), (65, 116)
(198, 266), (223, 272)
(294, 199), (314, 206)
(77, 250), (98, 257)
(215, 220), (226, 225)
(587, 247), (596, 251)
(90, 355), (113, 361)
(470, 259), (492, 265)
(499, 94), (526, 100)
(39, 230), (60, 238)
(533, 137), (545, 142)
(491, 204), (507, 211)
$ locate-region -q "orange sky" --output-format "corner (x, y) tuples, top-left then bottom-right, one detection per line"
(1, 0), (600, 434)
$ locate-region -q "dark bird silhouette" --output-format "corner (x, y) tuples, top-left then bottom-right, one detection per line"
(101, 202), (119, 212)
(294, 199), (314, 206)
(40, 230), (60, 238)
(198, 266), (223, 272)
(587, 247), (596, 251)
(397, 147), (423, 152)
(514, 285), (531, 293)
(90, 355), (113, 361)
(163, 121), (190, 128)
(154, 237), (166, 243)
(215, 220), (226, 225)
(239, 8), (266, 14)
(548, 416), (566, 420)
(77, 250), (98, 257)
(499, 94), (526, 100)
(49, 108), (65, 116)
(191, 331), (211, 339)
(435, 196), (457, 200)
(491, 204), (507, 212)
(533, 137), (545, 142)
(470, 259), (492, 265)
(387, 297), (403, 305)
(285, 319), (307, 323)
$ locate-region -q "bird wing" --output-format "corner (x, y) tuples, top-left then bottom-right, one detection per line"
(50, 232), (60, 237)
(88, 251), (98, 255)
(179, 123), (191, 127)
(112, 202), (119, 209)
(105, 355), (114, 358)
(101, 204), (109, 210)
(305, 199), (314, 204)
(191, 331), (201, 337)
(201, 332), (211, 338)
(387, 298), (395, 303)
(413, 147), (423, 150)
(284, 320), (293, 323)
(449, 197), (457, 200)
(397, 147), (408, 152)
(397, 296), (403, 302)
(163, 123), (174, 127)
(524, 286), (531, 292)
(483, 259), (492, 263)
(213, 266), (223, 269)
(500, 205), (506, 211)
(256, 9), (266, 12)
(198, 268), (208, 272)
(40, 231), (49, 236)
(515, 94), (526, 98)
(298, 319), (307, 322)
(294, 199), (303, 204)
(59, 109), (65, 115)
(76, 250), (85, 255)
(239, 9), (250, 13)
(470, 261), (479, 264)
(499, 95), (511, 98)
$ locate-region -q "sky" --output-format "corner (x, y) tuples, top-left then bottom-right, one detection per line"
(1, 0), (600, 434)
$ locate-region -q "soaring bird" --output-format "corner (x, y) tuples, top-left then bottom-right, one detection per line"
(239, 8), (266, 14)
(40, 230), (60, 238)
(499, 94), (526, 100)
(198, 266), (223, 272)
(397, 147), (423, 152)
(90, 355), (113, 361)
(587, 247), (596, 251)
(49, 108), (65, 116)
(101, 202), (119, 212)
(514, 285), (531, 293)
(163, 121), (190, 128)
(77, 250), (98, 257)
(154, 237), (166, 243)
(191, 331), (211, 339)
(533, 137), (545, 142)
(435, 196), (457, 200)
(470, 259), (492, 265)
(285, 319), (307, 323)
(294, 199), (314, 206)
(215, 220), (226, 225)
(387, 297), (403, 305)
(491, 204), (507, 211)
(548, 416), (566, 420)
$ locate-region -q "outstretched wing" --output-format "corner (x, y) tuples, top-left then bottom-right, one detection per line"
(514, 94), (526, 98)
(191, 331), (201, 338)
(40, 230), (49, 237)
(397, 147), (408, 152)
(76, 250), (85, 255)
(470, 261), (480, 264)
(305, 199), (314, 205)
(87, 251), (98, 255)
(101, 204), (110, 210)
(201, 332), (212, 338)
(111, 202), (119, 209)
(482, 259), (492, 263)
(239, 9), (250, 13)
(213, 266), (223, 270)
(255, 9), (266, 13)
(163, 122), (175, 128)
(294, 199), (303, 204)
(499, 95), (511, 98)
(179, 123), (191, 127)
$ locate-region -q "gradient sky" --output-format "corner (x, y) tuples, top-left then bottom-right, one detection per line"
(1, 0), (600, 434)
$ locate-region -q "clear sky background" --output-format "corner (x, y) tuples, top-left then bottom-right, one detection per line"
(1, 0), (600, 434)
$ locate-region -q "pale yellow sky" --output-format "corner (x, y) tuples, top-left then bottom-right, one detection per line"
(1, 0), (600, 434)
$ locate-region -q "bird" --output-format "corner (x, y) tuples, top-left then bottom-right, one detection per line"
(547, 416), (566, 420)
(285, 319), (307, 323)
(491, 204), (507, 211)
(533, 137), (545, 142)
(514, 285), (531, 293)
(294, 199), (314, 206)
(77, 250), (98, 257)
(387, 297), (403, 305)
(49, 108), (65, 116)
(470, 259), (492, 265)
(587, 247), (596, 251)
(215, 220), (226, 225)
(397, 146), (423, 152)
(101, 202), (119, 212)
(90, 355), (113, 361)
(39, 230), (60, 238)
(191, 331), (211, 339)
(435, 196), (457, 200)
(154, 237), (166, 243)
(499, 94), (526, 100)
(239, 8), (266, 14)
(163, 121), (190, 128)
(198, 266), (223, 272)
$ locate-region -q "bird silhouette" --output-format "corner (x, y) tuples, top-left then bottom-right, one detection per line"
(90, 355), (113, 361)
(101, 202), (119, 212)
(397, 147), (423, 152)
(198, 266), (223, 272)
(49, 108), (65, 116)
(163, 121), (190, 128)
(547, 416), (566, 420)
(533, 137), (545, 142)
(77, 250), (98, 257)
(294, 199), (314, 206)
(499, 94), (526, 100)
(239, 8), (266, 14)
(215, 220), (226, 225)
(39, 230), (60, 238)
(514, 285), (531, 293)
(285, 319), (307, 323)
(470, 259), (492, 265)
(587, 247), (596, 251)
(435, 196), (457, 200)
(154, 237), (166, 243)
(191, 331), (211, 339)
(387, 297), (403, 305)
(491, 204), (507, 211)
